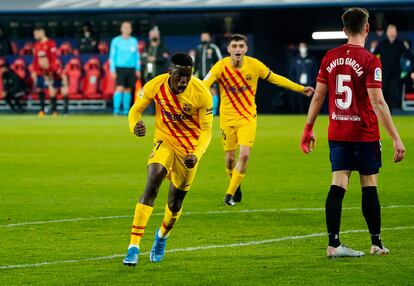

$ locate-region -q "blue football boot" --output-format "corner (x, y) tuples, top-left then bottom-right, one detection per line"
(123, 246), (140, 266)
(150, 228), (168, 262)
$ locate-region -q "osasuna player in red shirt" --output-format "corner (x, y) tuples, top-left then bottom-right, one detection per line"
(301, 8), (405, 258)
(32, 27), (64, 117)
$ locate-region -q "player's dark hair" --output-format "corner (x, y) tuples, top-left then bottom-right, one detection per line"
(342, 7), (369, 35)
(121, 21), (132, 26)
(171, 52), (193, 67)
(33, 26), (45, 32)
(228, 34), (248, 45)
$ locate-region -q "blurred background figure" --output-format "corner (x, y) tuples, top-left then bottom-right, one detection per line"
(141, 26), (169, 114)
(374, 24), (414, 112)
(32, 26), (62, 117)
(289, 42), (317, 113)
(188, 49), (196, 63)
(194, 32), (222, 115)
(142, 27), (169, 83)
(109, 21), (141, 115)
(1, 61), (26, 113)
(366, 12), (385, 53)
(78, 22), (99, 54)
(0, 27), (12, 57)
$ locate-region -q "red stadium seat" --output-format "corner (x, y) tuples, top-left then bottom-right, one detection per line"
(11, 41), (18, 55)
(63, 58), (83, 99)
(100, 60), (115, 100)
(10, 58), (27, 80)
(58, 41), (73, 56)
(97, 41), (109, 54)
(138, 40), (146, 54)
(0, 58), (5, 97)
(405, 93), (414, 101)
(81, 57), (102, 99)
(19, 42), (33, 56)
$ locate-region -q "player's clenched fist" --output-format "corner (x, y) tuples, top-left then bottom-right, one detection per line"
(302, 86), (315, 97)
(134, 120), (146, 137)
(183, 154), (197, 169)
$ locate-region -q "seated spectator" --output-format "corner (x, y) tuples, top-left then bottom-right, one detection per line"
(1, 61), (26, 113)
(78, 22), (99, 54)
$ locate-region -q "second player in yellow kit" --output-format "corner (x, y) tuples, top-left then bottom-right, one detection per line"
(204, 34), (314, 205)
(123, 53), (213, 266)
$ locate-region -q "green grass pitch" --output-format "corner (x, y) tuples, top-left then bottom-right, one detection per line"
(0, 114), (413, 285)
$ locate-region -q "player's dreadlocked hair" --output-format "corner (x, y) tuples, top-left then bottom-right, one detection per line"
(342, 7), (369, 35)
(171, 52), (193, 67)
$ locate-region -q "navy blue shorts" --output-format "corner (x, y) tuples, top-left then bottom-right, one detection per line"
(36, 76), (62, 89)
(329, 140), (382, 175)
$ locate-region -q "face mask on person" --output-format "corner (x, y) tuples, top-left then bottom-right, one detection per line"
(299, 47), (308, 58)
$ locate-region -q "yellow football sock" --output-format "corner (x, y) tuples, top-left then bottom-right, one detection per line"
(159, 204), (182, 238)
(226, 169), (245, 196)
(226, 168), (233, 179)
(129, 203), (153, 247)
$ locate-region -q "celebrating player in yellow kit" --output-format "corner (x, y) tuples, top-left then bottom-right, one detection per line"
(123, 53), (213, 266)
(204, 34), (314, 205)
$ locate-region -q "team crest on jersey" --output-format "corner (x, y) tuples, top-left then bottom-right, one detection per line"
(374, 67), (382, 81)
(246, 74), (252, 81)
(183, 103), (193, 113)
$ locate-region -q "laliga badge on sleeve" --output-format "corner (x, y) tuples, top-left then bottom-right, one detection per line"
(374, 67), (382, 82)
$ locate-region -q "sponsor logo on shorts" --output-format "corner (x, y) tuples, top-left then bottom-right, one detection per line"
(205, 107), (213, 115)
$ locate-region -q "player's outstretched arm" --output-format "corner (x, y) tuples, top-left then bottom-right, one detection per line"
(128, 95), (152, 136)
(301, 82), (327, 154)
(189, 100), (213, 167)
(368, 88), (405, 162)
(266, 72), (314, 97)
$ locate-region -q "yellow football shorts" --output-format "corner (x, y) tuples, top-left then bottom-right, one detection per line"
(147, 139), (199, 191)
(220, 119), (257, 151)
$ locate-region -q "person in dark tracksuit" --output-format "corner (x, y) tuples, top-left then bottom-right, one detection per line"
(374, 24), (414, 112)
(194, 32), (222, 115)
(290, 42), (318, 113)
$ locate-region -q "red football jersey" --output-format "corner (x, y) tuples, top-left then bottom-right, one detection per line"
(317, 43), (382, 142)
(33, 39), (58, 75)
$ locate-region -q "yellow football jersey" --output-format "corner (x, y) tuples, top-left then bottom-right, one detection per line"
(129, 74), (213, 158)
(204, 56), (305, 126)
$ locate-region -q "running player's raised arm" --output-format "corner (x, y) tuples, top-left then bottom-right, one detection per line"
(128, 86), (153, 134)
(257, 60), (314, 96)
(202, 62), (219, 89)
(193, 90), (213, 160)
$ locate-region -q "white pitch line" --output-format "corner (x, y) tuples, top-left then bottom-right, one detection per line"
(0, 225), (413, 270)
(1, 205), (413, 229)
